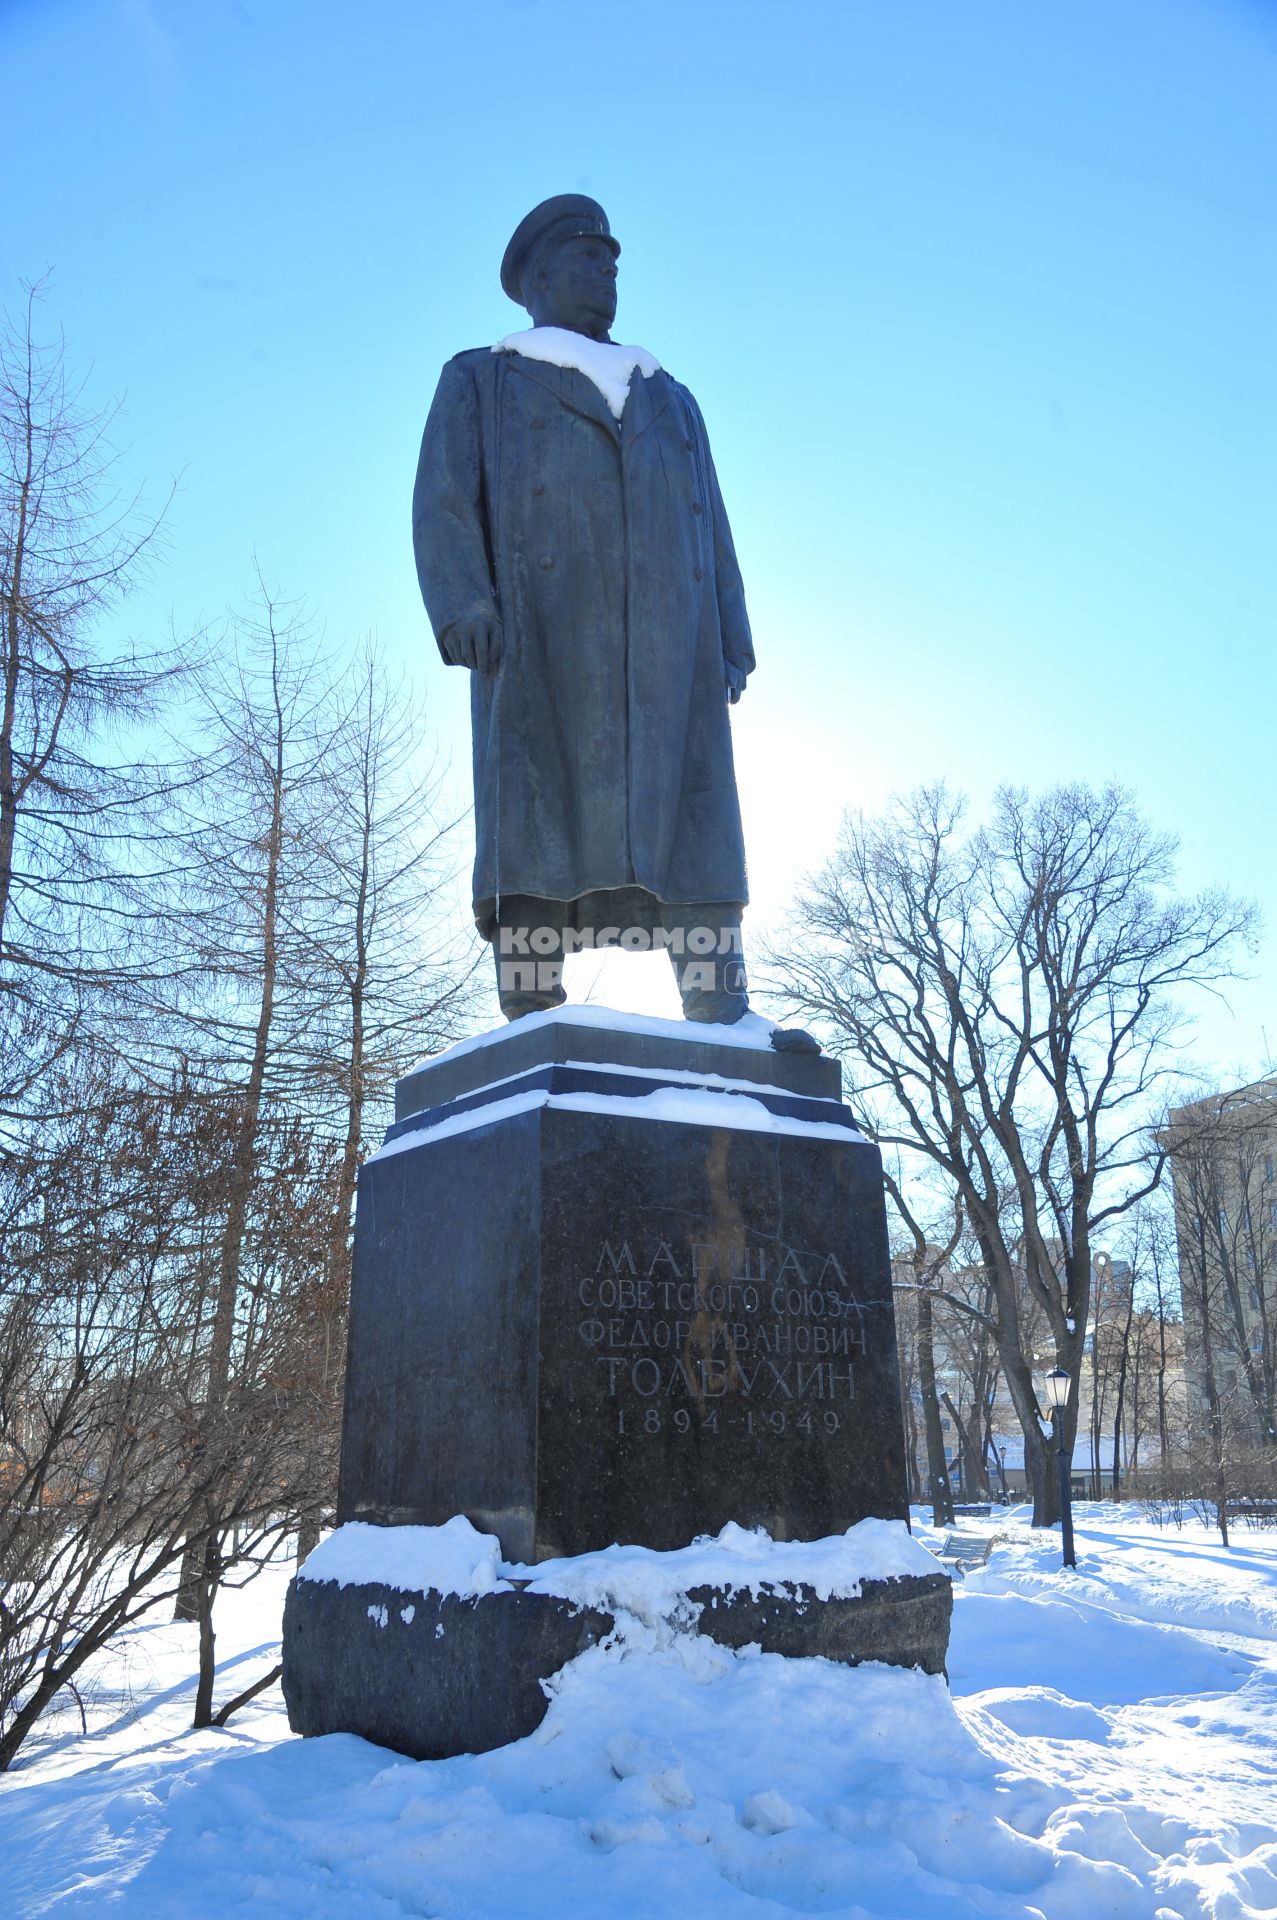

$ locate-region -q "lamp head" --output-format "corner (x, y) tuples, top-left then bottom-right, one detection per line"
(1043, 1367), (1070, 1410)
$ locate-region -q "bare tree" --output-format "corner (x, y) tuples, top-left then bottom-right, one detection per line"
(146, 586), (344, 1637)
(0, 1063), (300, 1769)
(149, 591), (477, 1688)
(890, 1205), (962, 1526)
(0, 279), (179, 1104)
(937, 1257), (1004, 1503)
(0, 289), (478, 1754)
(287, 645), (479, 1556)
(1143, 1204), (1185, 1483)
(182, 1100), (343, 1728)
(893, 1198), (1016, 1515)
(776, 783), (1254, 1525)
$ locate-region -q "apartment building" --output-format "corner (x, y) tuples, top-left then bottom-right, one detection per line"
(1166, 1077), (1277, 1450)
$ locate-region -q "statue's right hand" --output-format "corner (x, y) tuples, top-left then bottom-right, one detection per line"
(441, 619), (504, 673)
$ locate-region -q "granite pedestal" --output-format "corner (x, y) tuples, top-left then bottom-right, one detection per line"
(338, 1011), (907, 1557)
(283, 1010), (949, 1756)
(282, 1561), (952, 1759)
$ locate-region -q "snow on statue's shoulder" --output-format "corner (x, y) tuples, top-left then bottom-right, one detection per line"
(494, 326), (662, 420)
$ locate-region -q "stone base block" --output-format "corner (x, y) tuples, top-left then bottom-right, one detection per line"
(685, 1568), (953, 1673)
(282, 1567), (953, 1761)
(340, 1014), (909, 1563)
(282, 1573), (611, 1760)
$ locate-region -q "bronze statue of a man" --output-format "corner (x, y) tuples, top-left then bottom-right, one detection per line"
(413, 195), (806, 1046)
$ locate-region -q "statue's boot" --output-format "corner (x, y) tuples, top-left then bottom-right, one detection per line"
(491, 902), (820, 1053)
(672, 943), (821, 1055)
(769, 1025), (821, 1054)
(494, 948), (567, 1022)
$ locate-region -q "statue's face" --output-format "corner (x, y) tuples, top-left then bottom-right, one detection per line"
(527, 233), (618, 340)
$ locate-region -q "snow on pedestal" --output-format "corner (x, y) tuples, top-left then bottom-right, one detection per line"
(283, 1516), (952, 1760)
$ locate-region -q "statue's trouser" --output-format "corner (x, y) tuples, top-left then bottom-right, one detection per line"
(492, 894), (748, 1025)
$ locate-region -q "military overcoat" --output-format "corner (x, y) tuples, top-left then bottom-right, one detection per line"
(412, 346), (755, 936)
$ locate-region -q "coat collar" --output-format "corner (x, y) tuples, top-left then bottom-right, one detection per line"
(621, 364), (672, 441)
(497, 345), (673, 441)
(501, 352), (618, 435)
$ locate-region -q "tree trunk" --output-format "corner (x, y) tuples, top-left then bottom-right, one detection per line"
(191, 1538), (221, 1729)
(212, 1661), (283, 1728)
(1155, 1268), (1171, 1478)
(0, 1667), (69, 1774)
(941, 1390), (988, 1500)
(173, 1534), (203, 1623)
(916, 1285), (954, 1527)
(898, 1383), (917, 1500)
(174, 650), (286, 1630)
(1191, 1216), (1231, 1547)
(1001, 1341), (1057, 1525)
(1111, 1285), (1135, 1495)
(0, 413), (32, 955)
(0, 1604), (128, 1773)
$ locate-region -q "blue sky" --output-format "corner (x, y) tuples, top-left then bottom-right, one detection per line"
(7, 0), (1275, 1076)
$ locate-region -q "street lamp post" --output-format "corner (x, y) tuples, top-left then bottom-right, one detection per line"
(1043, 1367), (1077, 1570)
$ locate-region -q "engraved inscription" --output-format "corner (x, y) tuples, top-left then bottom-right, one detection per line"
(574, 1237), (869, 1440)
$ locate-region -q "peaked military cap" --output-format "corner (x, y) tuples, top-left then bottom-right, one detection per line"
(501, 194), (620, 304)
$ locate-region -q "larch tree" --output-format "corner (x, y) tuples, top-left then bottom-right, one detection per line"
(285, 643), (480, 1557)
(151, 589), (478, 1707)
(152, 584), (344, 1652)
(0, 279), (178, 1113)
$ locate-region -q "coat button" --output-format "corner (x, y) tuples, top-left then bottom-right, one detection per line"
(531, 417), (545, 431)
(692, 500), (703, 515)
(685, 436), (694, 450)
(539, 554), (555, 570)
(532, 481), (545, 496)
(693, 565), (703, 581)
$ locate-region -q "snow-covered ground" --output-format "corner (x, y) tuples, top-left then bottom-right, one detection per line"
(2, 1505), (1275, 1918)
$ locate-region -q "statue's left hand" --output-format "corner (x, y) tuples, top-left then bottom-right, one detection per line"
(725, 662), (747, 706)
(441, 618), (504, 673)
